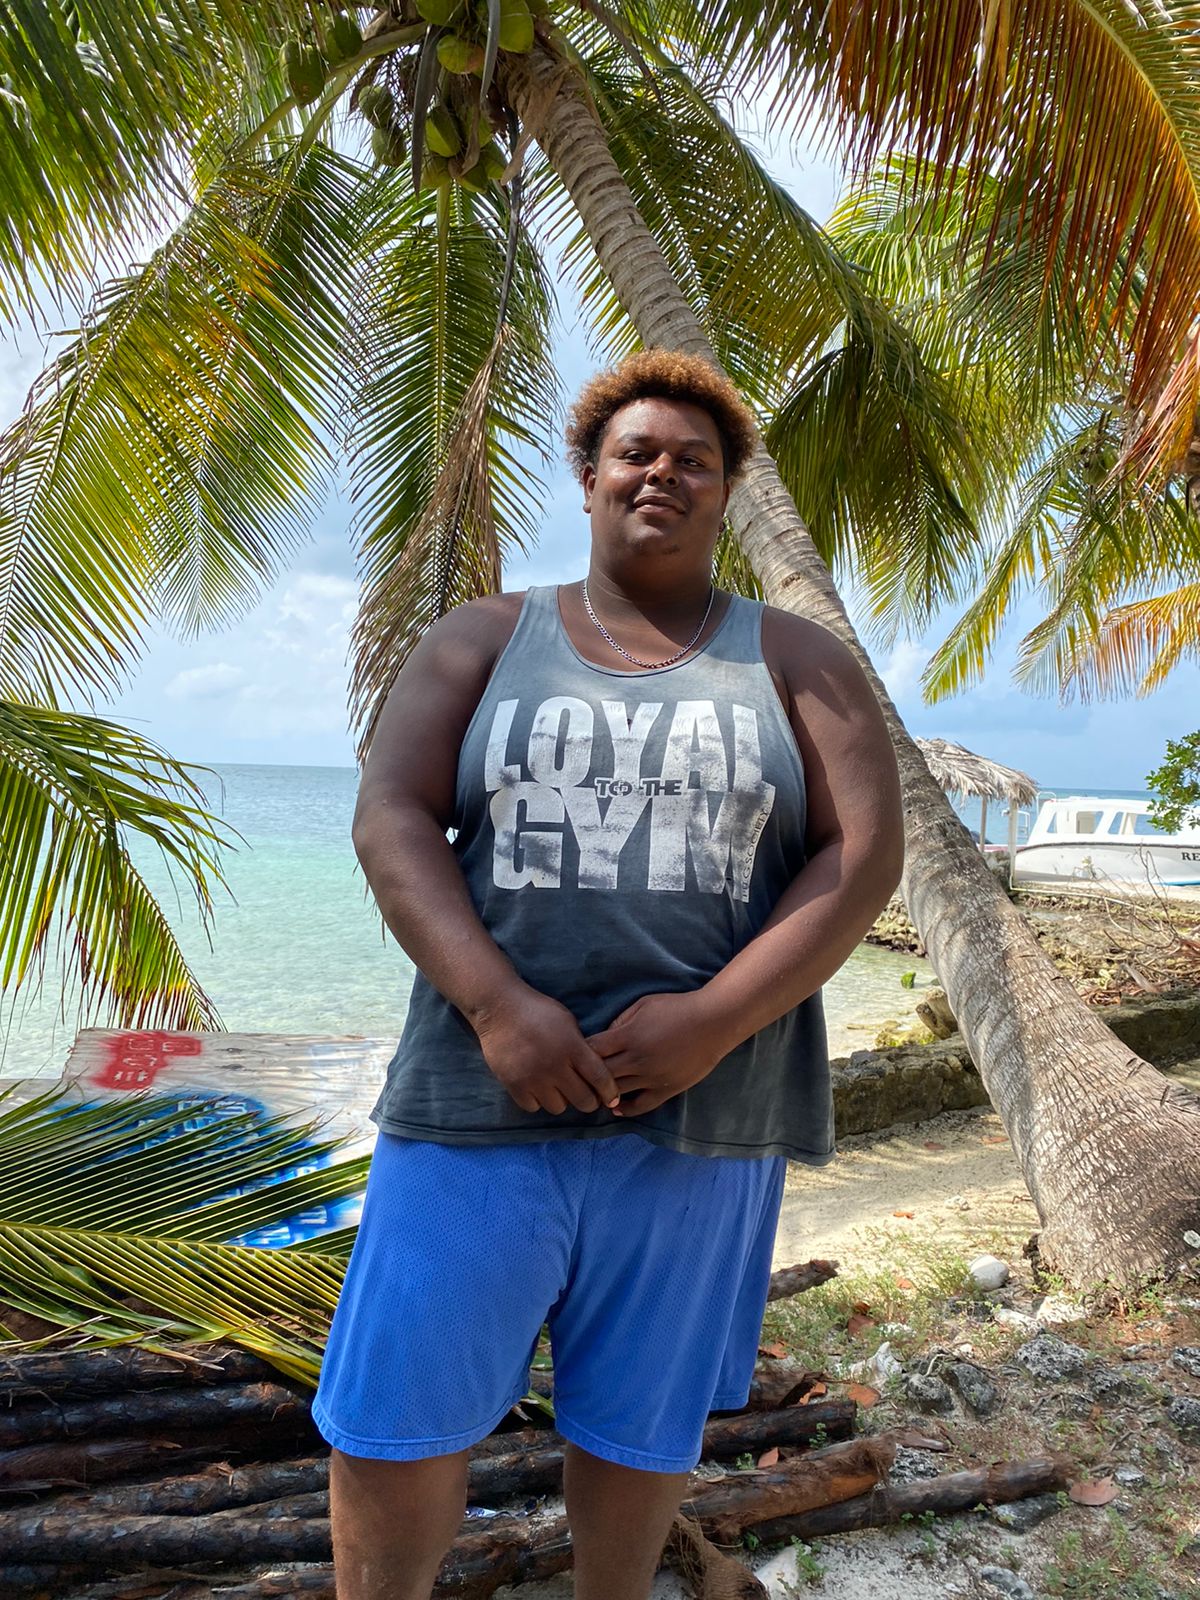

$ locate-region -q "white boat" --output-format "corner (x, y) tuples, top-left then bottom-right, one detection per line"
(1011, 795), (1200, 899)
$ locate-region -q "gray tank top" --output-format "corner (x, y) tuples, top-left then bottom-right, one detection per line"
(372, 585), (833, 1163)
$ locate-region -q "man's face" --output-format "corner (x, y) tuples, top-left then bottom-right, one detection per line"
(581, 396), (731, 566)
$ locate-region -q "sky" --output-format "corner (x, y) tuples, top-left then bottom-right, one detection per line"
(3, 126), (1197, 796)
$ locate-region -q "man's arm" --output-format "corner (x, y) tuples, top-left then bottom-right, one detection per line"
(588, 611), (904, 1115)
(354, 597), (620, 1116)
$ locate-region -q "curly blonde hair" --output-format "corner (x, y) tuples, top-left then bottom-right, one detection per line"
(564, 350), (758, 482)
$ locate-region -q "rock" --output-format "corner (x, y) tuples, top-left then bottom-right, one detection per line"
(888, 1445), (944, 1483)
(990, 1492), (1063, 1533)
(1114, 1463), (1146, 1487)
(1171, 1346), (1200, 1379)
(1058, 1389), (1097, 1419)
(969, 1254), (1011, 1291)
(915, 989), (958, 1039)
(946, 1361), (1001, 1416)
(978, 1565), (1036, 1599)
(994, 1307), (1040, 1333)
(903, 1373), (956, 1413)
(1014, 1334), (1089, 1382)
(1087, 1366), (1135, 1406)
(1143, 1429), (1183, 1468)
(1166, 1394), (1200, 1438)
(944, 1194), (971, 1211)
(1034, 1292), (1087, 1324)
(871, 1340), (904, 1382)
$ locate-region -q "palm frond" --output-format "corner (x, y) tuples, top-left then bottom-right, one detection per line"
(0, 700), (229, 1030)
(668, 0), (1200, 456)
(712, 522), (761, 599)
(765, 322), (980, 638)
(0, 1088), (369, 1241)
(346, 175), (559, 749)
(0, 141), (364, 703)
(0, 1221), (342, 1383)
(0, 1087), (368, 1383)
(0, 0), (318, 319)
(924, 403), (1200, 702)
(1064, 582), (1200, 698)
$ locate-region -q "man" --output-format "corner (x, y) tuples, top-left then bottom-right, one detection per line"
(313, 349), (904, 1597)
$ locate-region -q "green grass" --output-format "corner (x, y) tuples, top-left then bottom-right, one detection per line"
(1042, 1519), (1174, 1598)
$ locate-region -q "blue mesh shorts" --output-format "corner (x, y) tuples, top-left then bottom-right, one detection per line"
(312, 1132), (786, 1473)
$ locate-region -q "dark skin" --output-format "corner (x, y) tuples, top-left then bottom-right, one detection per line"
(353, 394), (904, 1119)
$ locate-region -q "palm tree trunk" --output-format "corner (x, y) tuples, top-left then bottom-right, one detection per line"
(503, 48), (1200, 1288)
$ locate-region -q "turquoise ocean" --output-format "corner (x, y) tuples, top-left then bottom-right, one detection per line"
(0, 764), (1150, 1083)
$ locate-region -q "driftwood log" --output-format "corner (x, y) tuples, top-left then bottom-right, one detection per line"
(29, 1450), (1075, 1600)
(764, 1260), (837, 1301)
(0, 1346), (276, 1401)
(0, 1419), (320, 1495)
(0, 1401), (856, 1537)
(752, 1452), (1075, 1543)
(0, 1383), (308, 1450)
(0, 1438), (892, 1579)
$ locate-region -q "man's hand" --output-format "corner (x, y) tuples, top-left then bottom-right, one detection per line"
(473, 986), (622, 1115)
(585, 991), (735, 1116)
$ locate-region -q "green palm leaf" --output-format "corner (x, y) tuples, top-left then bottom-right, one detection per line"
(665, 0), (1200, 460)
(0, 1222), (342, 1384)
(0, 0), (318, 319)
(0, 1088), (366, 1383)
(0, 700), (229, 1028)
(346, 175), (559, 745)
(765, 323), (979, 639)
(0, 140), (364, 704)
(0, 1088), (369, 1239)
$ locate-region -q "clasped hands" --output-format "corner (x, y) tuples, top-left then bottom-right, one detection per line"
(474, 985), (735, 1118)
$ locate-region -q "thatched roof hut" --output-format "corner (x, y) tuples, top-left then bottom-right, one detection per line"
(916, 738), (1039, 867)
(915, 739), (1038, 806)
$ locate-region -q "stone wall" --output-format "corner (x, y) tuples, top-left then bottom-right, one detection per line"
(830, 990), (1200, 1138)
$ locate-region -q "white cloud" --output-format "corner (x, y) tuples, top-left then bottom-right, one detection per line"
(880, 639), (929, 702)
(165, 662), (244, 700)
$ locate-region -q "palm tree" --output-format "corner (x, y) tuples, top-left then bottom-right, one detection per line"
(2, 0), (1199, 1286)
(825, 156), (1200, 706)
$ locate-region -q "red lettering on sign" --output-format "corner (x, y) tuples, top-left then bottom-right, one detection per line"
(90, 1032), (204, 1090)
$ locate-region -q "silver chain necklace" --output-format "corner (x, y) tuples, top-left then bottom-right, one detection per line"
(581, 579), (715, 669)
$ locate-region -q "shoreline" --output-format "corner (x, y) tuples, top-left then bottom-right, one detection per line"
(866, 885), (1200, 1013)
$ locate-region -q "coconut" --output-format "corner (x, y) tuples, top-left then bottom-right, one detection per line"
(420, 153), (453, 191)
(437, 34), (486, 73)
(416, 0), (464, 21)
(325, 13), (363, 67)
(372, 125), (408, 167)
(282, 40), (326, 105)
(425, 105), (464, 158)
(498, 0), (534, 53)
(358, 83), (396, 129)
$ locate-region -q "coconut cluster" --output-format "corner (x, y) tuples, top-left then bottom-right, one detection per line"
(279, 11), (364, 108)
(365, 0), (541, 184)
